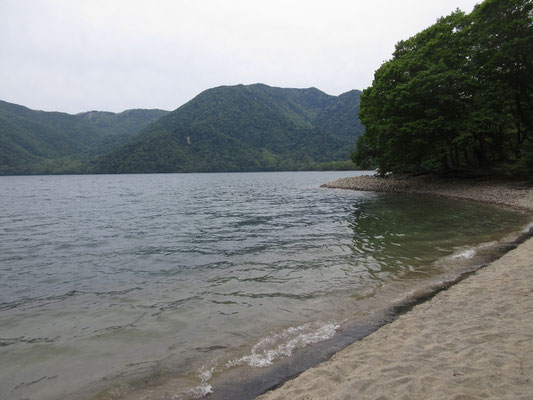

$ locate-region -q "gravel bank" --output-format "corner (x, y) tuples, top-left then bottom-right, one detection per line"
(322, 174), (533, 212)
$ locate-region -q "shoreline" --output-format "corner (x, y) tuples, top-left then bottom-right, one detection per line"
(321, 174), (533, 213)
(256, 174), (533, 400)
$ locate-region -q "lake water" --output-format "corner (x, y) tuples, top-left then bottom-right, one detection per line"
(0, 171), (529, 400)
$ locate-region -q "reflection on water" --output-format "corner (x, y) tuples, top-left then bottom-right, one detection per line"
(0, 171), (528, 400)
(347, 194), (523, 278)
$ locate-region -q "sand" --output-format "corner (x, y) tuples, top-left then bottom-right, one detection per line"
(257, 175), (533, 400)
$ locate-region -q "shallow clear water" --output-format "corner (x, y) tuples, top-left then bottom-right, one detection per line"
(0, 171), (528, 400)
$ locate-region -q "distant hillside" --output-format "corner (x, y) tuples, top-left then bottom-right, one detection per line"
(0, 84), (364, 175)
(0, 100), (168, 174)
(77, 109), (169, 138)
(93, 84), (363, 173)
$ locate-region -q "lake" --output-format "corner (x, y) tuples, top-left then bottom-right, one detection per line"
(0, 171), (529, 400)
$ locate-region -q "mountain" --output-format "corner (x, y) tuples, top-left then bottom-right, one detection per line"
(92, 84), (363, 173)
(0, 100), (169, 174)
(76, 109), (169, 137)
(1, 84), (363, 175)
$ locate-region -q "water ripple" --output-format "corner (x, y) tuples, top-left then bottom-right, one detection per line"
(0, 171), (527, 400)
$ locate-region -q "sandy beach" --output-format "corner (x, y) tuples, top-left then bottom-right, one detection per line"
(257, 174), (533, 400)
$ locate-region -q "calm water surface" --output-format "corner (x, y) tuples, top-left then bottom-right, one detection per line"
(0, 171), (529, 400)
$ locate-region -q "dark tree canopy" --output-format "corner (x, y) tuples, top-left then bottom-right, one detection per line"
(353, 0), (533, 176)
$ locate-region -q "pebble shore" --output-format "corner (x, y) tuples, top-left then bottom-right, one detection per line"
(322, 174), (533, 212)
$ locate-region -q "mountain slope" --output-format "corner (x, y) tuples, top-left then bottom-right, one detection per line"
(93, 84), (363, 173)
(76, 109), (169, 138)
(0, 100), (169, 174)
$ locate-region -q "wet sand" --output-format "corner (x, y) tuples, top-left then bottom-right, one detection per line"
(257, 174), (533, 400)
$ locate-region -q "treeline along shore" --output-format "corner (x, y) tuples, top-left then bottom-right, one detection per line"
(352, 0), (532, 178)
(256, 173), (533, 400)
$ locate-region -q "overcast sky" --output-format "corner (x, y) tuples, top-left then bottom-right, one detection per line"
(1, 0), (481, 114)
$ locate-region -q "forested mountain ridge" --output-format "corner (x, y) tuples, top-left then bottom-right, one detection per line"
(0, 100), (169, 174)
(92, 84), (363, 173)
(77, 109), (169, 138)
(353, 0), (532, 177)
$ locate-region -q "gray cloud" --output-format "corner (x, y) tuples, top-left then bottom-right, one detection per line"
(1, 0), (480, 113)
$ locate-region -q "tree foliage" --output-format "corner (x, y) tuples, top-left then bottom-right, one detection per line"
(353, 0), (533, 176)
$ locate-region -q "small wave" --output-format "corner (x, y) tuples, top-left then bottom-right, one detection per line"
(171, 384), (213, 400)
(226, 321), (339, 368)
(522, 222), (533, 233)
(451, 248), (476, 259)
(0, 290), (82, 311)
(94, 287), (142, 296)
(141, 295), (202, 314)
(11, 375), (58, 391)
(0, 336), (59, 347)
(450, 240), (501, 261)
(177, 321), (340, 399)
(168, 365), (215, 400)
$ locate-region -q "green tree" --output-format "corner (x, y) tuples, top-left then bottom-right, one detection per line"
(354, 11), (469, 173)
(353, 0), (533, 176)
(466, 0), (533, 163)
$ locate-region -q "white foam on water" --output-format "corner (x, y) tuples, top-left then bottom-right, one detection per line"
(450, 239), (502, 261)
(168, 365), (216, 400)
(226, 321), (340, 368)
(522, 222), (533, 233)
(171, 384), (213, 400)
(451, 248), (477, 259)
(198, 366), (215, 382)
